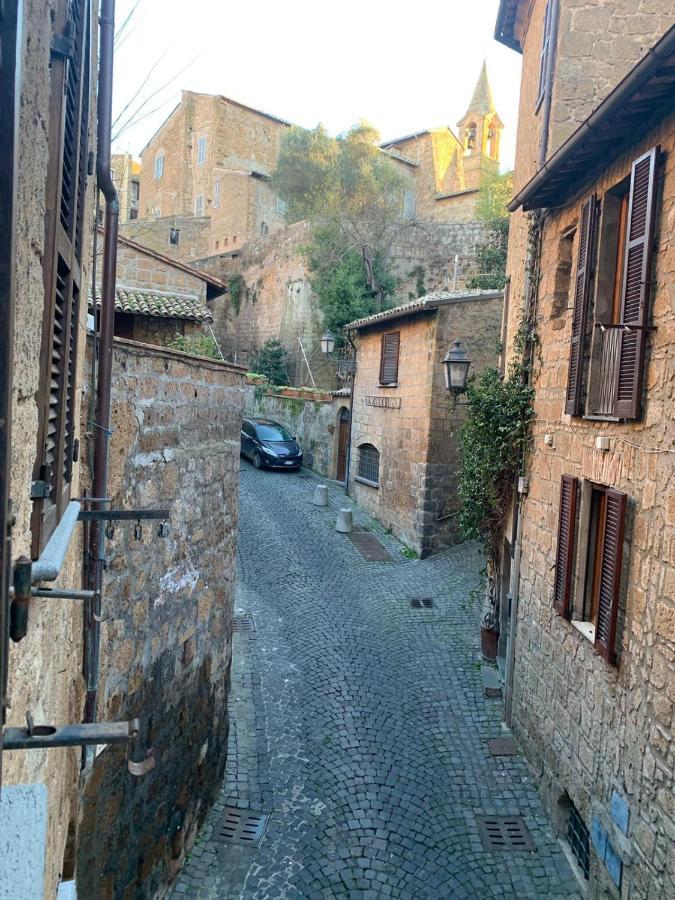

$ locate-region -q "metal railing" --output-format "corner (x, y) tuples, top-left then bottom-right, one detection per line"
(592, 325), (622, 416)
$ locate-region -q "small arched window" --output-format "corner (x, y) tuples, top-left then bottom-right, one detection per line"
(357, 443), (380, 486)
(465, 124), (477, 154)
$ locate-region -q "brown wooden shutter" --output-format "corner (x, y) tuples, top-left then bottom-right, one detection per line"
(614, 147), (659, 419)
(536, 0), (552, 109)
(565, 195), (596, 415)
(32, 0), (90, 553)
(553, 475), (578, 617)
(594, 488), (627, 663)
(379, 331), (400, 385)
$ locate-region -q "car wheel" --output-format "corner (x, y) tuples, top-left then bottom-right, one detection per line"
(252, 451), (263, 470)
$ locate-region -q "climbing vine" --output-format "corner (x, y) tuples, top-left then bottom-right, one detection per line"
(228, 274), (245, 315)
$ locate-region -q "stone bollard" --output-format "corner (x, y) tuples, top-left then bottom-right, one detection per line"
(312, 485), (328, 507)
(335, 508), (353, 533)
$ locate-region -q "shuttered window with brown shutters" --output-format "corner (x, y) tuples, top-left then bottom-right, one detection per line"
(535, 0), (553, 111)
(379, 331), (400, 386)
(565, 195), (596, 416)
(614, 147), (659, 419)
(593, 488), (626, 664)
(31, 0), (91, 554)
(553, 475), (578, 618)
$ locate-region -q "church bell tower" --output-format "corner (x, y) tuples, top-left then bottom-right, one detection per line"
(456, 62), (503, 191)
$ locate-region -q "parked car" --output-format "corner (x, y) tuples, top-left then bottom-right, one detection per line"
(240, 418), (303, 470)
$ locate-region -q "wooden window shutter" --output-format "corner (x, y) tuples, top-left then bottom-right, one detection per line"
(614, 147), (659, 419)
(594, 488), (627, 664)
(553, 475), (578, 617)
(536, 0), (552, 109)
(565, 194), (596, 416)
(32, 0), (91, 554)
(379, 331), (400, 385)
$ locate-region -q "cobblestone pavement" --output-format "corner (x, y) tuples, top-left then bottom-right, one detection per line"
(172, 467), (581, 899)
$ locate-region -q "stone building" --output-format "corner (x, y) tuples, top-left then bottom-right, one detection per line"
(136, 91), (290, 258)
(345, 290), (503, 556)
(111, 152), (141, 223)
(381, 63), (503, 223)
(495, 3), (675, 897)
(92, 232), (225, 346)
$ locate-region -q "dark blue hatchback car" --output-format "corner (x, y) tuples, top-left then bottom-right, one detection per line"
(240, 418), (303, 470)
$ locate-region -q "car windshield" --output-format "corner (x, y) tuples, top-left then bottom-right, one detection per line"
(255, 423), (294, 442)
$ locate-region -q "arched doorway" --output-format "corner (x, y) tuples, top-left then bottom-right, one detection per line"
(336, 407), (350, 482)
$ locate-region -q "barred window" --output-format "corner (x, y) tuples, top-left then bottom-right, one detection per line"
(567, 804), (590, 880)
(357, 444), (379, 486)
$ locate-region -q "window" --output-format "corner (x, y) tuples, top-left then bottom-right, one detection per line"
(276, 197), (287, 217)
(403, 190), (416, 220)
(565, 147), (660, 419)
(154, 152), (164, 180)
(356, 444), (379, 486)
(379, 331), (400, 386)
(169, 228), (180, 246)
(153, 207), (161, 219)
(213, 179), (220, 208)
(261, 222), (269, 235)
(197, 136), (206, 165)
(536, 0), (554, 111)
(465, 123), (477, 154)
(567, 804), (590, 881)
(554, 475), (627, 664)
(194, 194), (204, 217)
(130, 180), (140, 202)
(32, 0), (92, 553)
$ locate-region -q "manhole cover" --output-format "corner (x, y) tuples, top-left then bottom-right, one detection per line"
(348, 532), (392, 561)
(477, 816), (535, 851)
(232, 615), (256, 633)
(218, 807), (269, 846)
(487, 737), (519, 756)
(410, 598), (434, 609)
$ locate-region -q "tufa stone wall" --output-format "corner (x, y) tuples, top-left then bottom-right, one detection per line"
(244, 384), (350, 479)
(76, 339), (245, 899)
(111, 238), (209, 300)
(508, 119), (674, 898)
(119, 215), (212, 262)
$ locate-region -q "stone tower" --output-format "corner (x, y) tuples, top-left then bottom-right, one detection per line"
(456, 62), (503, 190)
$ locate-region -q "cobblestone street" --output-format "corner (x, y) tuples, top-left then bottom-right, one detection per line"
(173, 466), (580, 899)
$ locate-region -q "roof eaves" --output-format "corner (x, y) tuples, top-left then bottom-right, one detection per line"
(494, 0), (523, 53)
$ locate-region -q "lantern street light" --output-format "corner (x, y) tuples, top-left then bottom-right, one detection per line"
(320, 330), (336, 356)
(443, 339), (471, 393)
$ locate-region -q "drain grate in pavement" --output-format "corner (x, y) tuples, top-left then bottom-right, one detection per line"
(232, 615), (256, 633)
(487, 737), (519, 756)
(410, 597), (434, 609)
(348, 531), (393, 561)
(477, 816), (535, 852)
(218, 807), (269, 846)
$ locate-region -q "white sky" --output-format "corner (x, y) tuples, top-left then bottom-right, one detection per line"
(112, 0), (522, 169)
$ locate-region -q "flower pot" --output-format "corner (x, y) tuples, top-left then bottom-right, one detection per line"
(480, 624), (499, 662)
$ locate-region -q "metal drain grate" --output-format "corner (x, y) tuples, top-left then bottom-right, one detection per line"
(410, 597), (434, 609)
(477, 816), (534, 851)
(232, 615), (256, 633)
(348, 532), (393, 561)
(218, 807), (269, 846)
(487, 737), (519, 756)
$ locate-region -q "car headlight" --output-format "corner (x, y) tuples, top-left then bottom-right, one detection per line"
(264, 446), (279, 457)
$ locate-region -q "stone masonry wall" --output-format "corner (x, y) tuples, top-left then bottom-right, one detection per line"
(243, 385), (350, 479)
(119, 216), (212, 262)
(3, 2), (98, 895)
(510, 119), (674, 897)
(111, 240), (208, 300)
(76, 339), (245, 899)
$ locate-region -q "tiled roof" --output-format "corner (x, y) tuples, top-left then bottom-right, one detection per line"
(345, 289), (503, 331)
(91, 286), (213, 322)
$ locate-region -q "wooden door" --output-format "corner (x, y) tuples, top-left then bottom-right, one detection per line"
(336, 408), (350, 482)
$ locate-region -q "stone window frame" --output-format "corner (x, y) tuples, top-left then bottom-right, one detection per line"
(154, 152), (164, 180)
(197, 135), (207, 166)
(355, 443), (380, 488)
(194, 194), (204, 217)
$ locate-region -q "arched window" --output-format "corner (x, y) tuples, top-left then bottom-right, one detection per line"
(465, 123), (477, 155)
(357, 443), (380, 486)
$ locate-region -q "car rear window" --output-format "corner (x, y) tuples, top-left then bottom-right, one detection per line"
(255, 424), (293, 441)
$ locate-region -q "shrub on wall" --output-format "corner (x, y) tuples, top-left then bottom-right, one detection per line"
(251, 339), (291, 386)
(167, 333), (223, 360)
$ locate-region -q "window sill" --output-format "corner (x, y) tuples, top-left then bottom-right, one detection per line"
(378, 383), (398, 389)
(582, 414), (621, 423)
(354, 476), (379, 489)
(571, 620), (595, 644)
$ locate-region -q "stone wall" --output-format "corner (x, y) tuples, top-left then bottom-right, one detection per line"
(119, 215), (212, 262)
(76, 339), (245, 899)
(243, 384), (350, 478)
(3, 2), (98, 895)
(508, 118), (674, 898)
(111, 238), (209, 299)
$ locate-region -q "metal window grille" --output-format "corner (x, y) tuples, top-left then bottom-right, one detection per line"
(358, 444), (379, 484)
(567, 804), (590, 880)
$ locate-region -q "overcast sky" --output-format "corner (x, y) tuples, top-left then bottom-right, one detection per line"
(112, 0), (522, 169)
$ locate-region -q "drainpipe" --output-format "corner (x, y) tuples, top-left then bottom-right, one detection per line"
(344, 332), (357, 495)
(84, 0), (118, 738)
(537, 0), (559, 169)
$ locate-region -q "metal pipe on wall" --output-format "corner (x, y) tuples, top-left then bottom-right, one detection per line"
(84, 0), (118, 738)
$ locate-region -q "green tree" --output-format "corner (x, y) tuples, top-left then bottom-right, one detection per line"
(273, 122), (410, 337)
(251, 339), (290, 386)
(467, 171), (513, 291)
(167, 332), (223, 360)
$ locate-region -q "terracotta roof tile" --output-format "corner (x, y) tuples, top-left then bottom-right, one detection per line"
(91, 286), (213, 323)
(345, 289), (502, 330)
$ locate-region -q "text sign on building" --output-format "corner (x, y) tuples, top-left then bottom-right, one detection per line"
(365, 396), (401, 409)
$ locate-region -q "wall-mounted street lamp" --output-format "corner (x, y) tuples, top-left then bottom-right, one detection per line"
(321, 330), (336, 356)
(443, 339), (471, 394)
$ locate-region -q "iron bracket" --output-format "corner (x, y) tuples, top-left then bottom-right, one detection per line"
(77, 508), (170, 522)
(3, 717), (140, 750)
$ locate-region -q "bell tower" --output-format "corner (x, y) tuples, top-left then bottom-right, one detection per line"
(457, 62), (503, 191)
